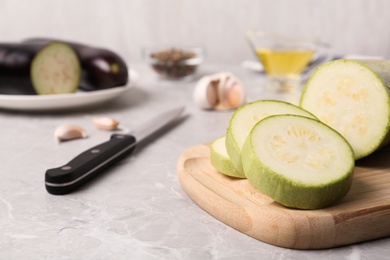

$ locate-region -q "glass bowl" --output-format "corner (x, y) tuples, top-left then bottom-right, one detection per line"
(143, 47), (204, 80)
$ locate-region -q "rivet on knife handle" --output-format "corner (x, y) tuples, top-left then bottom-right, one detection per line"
(45, 134), (136, 195)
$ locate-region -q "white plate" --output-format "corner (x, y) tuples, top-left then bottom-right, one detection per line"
(0, 70), (138, 111)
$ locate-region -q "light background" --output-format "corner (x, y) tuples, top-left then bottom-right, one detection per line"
(0, 0), (389, 63)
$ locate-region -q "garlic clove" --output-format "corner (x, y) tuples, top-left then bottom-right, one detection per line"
(92, 117), (120, 131)
(54, 125), (87, 142)
(193, 76), (217, 109)
(216, 73), (246, 110)
(206, 79), (220, 107)
(193, 72), (246, 110)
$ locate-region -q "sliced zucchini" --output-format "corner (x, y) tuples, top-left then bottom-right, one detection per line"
(241, 115), (354, 209)
(300, 59), (390, 159)
(225, 100), (317, 174)
(210, 136), (245, 178)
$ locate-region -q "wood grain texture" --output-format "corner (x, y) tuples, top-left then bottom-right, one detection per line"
(177, 144), (390, 249)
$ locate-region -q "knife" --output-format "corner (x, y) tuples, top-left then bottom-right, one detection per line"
(45, 106), (185, 195)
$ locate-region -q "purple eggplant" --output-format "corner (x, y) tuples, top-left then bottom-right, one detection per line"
(23, 38), (129, 91)
(0, 42), (81, 95)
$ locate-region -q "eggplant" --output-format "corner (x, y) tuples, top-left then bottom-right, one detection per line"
(0, 43), (36, 94)
(0, 42), (81, 95)
(23, 38), (129, 91)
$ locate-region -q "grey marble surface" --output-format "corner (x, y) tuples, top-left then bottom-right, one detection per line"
(0, 63), (389, 259)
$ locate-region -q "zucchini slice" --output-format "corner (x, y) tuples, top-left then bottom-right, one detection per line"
(226, 100), (317, 174)
(210, 136), (245, 178)
(242, 115), (354, 209)
(300, 59), (390, 159)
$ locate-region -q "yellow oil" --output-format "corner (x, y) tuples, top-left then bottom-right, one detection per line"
(256, 48), (315, 77)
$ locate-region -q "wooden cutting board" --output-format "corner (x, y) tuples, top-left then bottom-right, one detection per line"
(176, 143), (390, 249)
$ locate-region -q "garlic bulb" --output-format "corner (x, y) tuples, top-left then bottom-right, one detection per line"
(193, 72), (245, 110)
(54, 125), (87, 142)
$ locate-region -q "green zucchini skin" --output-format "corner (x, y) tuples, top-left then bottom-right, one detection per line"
(0, 43), (40, 94)
(23, 38), (129, 91)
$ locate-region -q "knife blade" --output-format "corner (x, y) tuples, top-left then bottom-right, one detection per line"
(45, 106), (185, 195)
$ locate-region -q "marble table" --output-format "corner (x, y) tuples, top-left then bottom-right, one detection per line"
(0, 63), (389, 259)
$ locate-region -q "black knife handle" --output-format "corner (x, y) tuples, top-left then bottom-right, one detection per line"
(45, 134), (136, 195)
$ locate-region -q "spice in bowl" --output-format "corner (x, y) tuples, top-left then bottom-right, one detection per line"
(146, 47), (203, 79)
